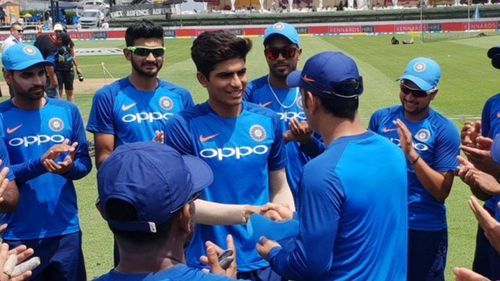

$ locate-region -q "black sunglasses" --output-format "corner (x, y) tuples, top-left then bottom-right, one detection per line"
(400, 83), (428, 98)
(16, 29), (23, 33)
(264, 46), (298, 60)
(126, 46), (166, 58)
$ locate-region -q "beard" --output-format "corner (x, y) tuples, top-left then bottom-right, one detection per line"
(131, 59), (162, 78)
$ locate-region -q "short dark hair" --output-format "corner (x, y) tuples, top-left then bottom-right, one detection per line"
(317, 95), (359, 120)
(56, 32), (71, 46)
(105, 198), (174, 246)
(191, 30), (252, 78)
(125, 20), (164, 47)
(10, 22), (21, 29)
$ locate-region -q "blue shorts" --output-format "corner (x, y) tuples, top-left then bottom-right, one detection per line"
(408, 229), (447, 281)
(5, 232), (86, 281)
(472, 206), (500, 280)
(237, 266), (285, 281)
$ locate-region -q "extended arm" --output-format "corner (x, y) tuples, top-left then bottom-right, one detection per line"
(94, 133), (115, 169)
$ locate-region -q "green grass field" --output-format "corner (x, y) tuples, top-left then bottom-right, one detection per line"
(3, 33), (500, 279)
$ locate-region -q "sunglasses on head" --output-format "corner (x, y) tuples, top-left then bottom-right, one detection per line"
(264, 46), (298, 60)
(400, 83), (429, 98)
(126, 46), (166, 57)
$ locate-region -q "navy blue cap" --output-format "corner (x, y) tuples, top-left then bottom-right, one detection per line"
(1, 44), (53, 71)
(400, 57), (441, 93)
(264, 22), (300, 47)
(98, 142), (213, 233)
(287, 51), (363, 98)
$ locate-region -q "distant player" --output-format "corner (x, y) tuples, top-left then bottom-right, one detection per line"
(256, 51), (408, 280)
(164, 30), (294, 281)
(87, 19), (194, 168)
(369, 57), (460, 281)
(245, 22), (322, 201)
(0, 43), (92, 280)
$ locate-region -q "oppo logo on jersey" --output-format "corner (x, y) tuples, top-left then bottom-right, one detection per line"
(389, 138), (429, 152)
(277, 112), (306, 122)
(122, 112), (174, 123)
(9, 134), (65, 147)
(200, 145), (269, 161)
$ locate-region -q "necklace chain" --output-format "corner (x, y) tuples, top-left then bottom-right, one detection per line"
(267, 76), (299, 109)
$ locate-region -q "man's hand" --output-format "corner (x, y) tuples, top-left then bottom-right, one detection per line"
(0, 243), (37, 281)
(284, 118), (312, 144)
(469, 196), (500, 254)
(0, 164), (10, 205)
(461, 121), (481, 147)
(256, 236), (281, 260)
(395, 119), (419, 161)
(453, 267), (489, 281)
(200, 234), (237, 278)
(153, 130), (165, 143)
(457, 156), (500, 196)
(259, 203), (293, 221)
(41, 140), (78, 175)
(461, 142), (499, 175)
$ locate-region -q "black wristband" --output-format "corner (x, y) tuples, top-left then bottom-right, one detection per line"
(410, 155), (420, 165)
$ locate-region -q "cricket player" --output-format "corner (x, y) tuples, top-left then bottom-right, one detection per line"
(87, 19), (194, 168)
(369, 57), (460, 281)
(0, 43), (91, 280)
(245, 22), (322, 201)
(164, 30), (295, 281)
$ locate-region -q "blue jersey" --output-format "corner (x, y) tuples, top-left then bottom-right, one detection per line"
(86, 78), (194, 146)
(164, 102), (286, 272)
(481, 94), (500, 213)
(369, 106), (460, 231)
(268, 131), (408, 280)
(245, 76), (322, 201)
(0, 99), (92, 240)
(94, 264), (243, 281)
(0, 118), (14, 181)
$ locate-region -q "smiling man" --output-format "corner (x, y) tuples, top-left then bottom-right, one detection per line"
(244, 22), (322, 203)
(87, 19), (194, 169)
(164, 30), (295, 281)
(0, 43), (92, 280)
(369, 57), (460, 281)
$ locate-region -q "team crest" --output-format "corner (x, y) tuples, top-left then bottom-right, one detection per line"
(249, 125), (266, 142)
(159, 97), (174, 111)
(49, 118), (64, 132)
(413, 62), (426, 73)
(415, 129), (431, 142)
(23, 46), (36, 56)
(273, 22), (284, 30)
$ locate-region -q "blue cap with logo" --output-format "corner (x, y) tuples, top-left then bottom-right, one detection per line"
(400, 57), (441, 93)
(98, 142), (213, 233)
(264, 22), (300, 47)
(487, 46), (500, 69)
(287, 51), (363, 98)
(1, 44), (53, 72)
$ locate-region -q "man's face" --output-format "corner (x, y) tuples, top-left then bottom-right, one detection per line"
(10, 25), (23, 40)
(125, 38), (164, 78)
(199, 58), (247, 110)
(399, 81), (435, 116)
(264, 36), (301, 79)
(6, 65), (46, 101)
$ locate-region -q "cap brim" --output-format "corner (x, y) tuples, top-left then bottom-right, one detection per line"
(492, 134), (500, 164)
(10, 60), (53, 71)
(492, 54), (500, 70)
(286, 70), (302, 88)
(182, 155), (213, 196)
(487, 46), (500, 59)
(400, 74), (434, 92)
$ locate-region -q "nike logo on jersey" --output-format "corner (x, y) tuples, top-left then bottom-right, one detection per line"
(382, 127), (397, 133)
(259, 101), (273, 108)
(6, 124), (22, 135)
(121, 103), (137, 111)
(199, 133), (219, 143)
